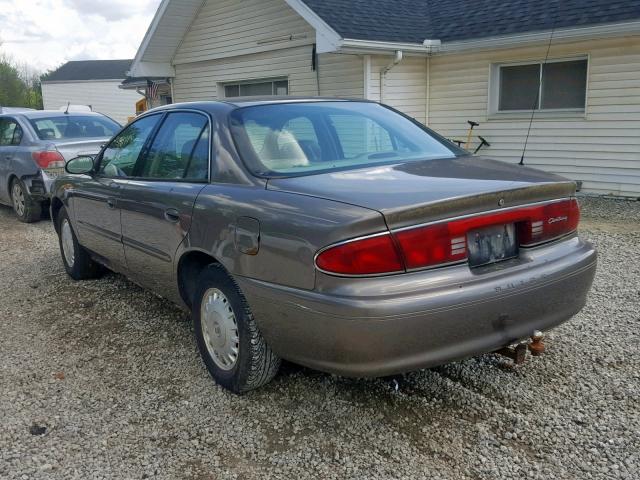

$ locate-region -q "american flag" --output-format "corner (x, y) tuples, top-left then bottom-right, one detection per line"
(147, 80), (159, 100)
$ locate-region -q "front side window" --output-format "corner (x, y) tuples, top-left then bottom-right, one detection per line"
(28, 115), (120, 140)
(135, 112), (209, 181)
(0, 118), (22, 146)
(496, 58), (588, 112)
(98, 115), (161, 177)
(230, 102), (460, 177)
(224, 79), (288, 98)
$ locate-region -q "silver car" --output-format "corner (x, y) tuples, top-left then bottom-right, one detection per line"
(51, 99), (597, 394)
(0, 110), (120, 222)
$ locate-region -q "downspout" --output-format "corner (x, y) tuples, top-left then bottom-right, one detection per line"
(425, 56), (431, 125)
(169, 77), (175, 103)
(380, 50), (403, 103)
(423, 40), (440, 126)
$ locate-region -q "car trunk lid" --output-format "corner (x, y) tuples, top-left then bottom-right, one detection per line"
(50, 138), (109, 162)
(266, 156), (577, 229)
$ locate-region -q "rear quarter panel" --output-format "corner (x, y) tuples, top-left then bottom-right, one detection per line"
(186, 184), (387, 290)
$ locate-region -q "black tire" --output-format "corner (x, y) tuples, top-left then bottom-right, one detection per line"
(10, 178), (42, 223)
(57, 207), (103, 280)
(193, 264), (281, 394)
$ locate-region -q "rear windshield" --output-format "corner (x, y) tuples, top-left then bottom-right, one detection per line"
(230, 102), (462, 177)
(29, 115), (120, 140)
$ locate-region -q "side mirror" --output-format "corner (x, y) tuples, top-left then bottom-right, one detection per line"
(65, 155), (95, 175)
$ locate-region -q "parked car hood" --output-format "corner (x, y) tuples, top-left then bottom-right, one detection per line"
(266, 156), (577, 229)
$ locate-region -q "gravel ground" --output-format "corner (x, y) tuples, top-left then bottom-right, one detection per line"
(0, 196), (638, 480)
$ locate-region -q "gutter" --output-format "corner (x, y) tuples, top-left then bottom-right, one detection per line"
(340, 38), (442, 55)
(338, 20), (640, 56)
(438, 20), (640, 54)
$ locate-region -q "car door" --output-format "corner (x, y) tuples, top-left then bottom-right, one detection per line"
(0, 117), (23, 204)
(119, 111), (210, 297)
(72, 114), (162, 270)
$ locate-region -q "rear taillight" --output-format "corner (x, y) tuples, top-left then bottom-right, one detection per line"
(32, 150), (65, 170)
(315, 233), (404, 275)
(315, 198), (580, 276)
(518, 198), (580, 246)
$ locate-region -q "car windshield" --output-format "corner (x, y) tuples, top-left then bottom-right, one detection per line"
(230, 102), (462, 177)
(29, 115), (120, 140)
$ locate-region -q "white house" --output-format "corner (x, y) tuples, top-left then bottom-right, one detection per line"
(42, 60), (142, 124)
(128, 0), (640, 197)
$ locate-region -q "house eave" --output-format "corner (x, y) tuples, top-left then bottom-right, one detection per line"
(438, 20), (640, 54)
(334, 20), (640, 56)
(41, 79), (126, 85)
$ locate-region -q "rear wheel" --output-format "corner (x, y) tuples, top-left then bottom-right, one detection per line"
(11, 179), (41, 223)
(193, 264), (281, 393)
(57, 207), (103, 280)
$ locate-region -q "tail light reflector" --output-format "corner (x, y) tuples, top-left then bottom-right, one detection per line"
(316, 199), (580, 276)
(518, 198), (580, 246)
(315, 233), (403, 275)
(32, 150), (65, 170)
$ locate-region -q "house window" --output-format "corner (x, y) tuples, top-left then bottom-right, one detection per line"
(494, 58), (588, 112)
(223, 79), (289, 98)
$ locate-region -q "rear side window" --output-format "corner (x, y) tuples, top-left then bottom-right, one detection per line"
(99, 115), (161, 178)
(134, 112), (209, 181)
(28, 115), (120, 140)
(0, 118), (23, 146)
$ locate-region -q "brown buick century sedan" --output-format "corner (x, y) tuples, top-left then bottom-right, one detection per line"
(51, 99), (597, 393)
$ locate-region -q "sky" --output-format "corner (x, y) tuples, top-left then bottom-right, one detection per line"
(0, 0), (162, 73)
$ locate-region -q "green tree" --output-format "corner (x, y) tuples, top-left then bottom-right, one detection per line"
(0, 55), (28, 107)
(0, 52), (44, 109)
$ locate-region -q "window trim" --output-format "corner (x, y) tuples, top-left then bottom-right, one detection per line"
(95, 109), (213, 183)
(488, 55), (590, 116)
(221, 77), (289, 98)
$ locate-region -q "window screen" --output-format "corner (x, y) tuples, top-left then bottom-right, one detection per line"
(498, 59), (588, 111)
(224, 79), (289, 98)
(541, 60), (588, 109)
(499, 64), (540, 111)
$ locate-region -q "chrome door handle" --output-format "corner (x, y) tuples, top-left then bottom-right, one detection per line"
(164, 208), (180, 223)
(106, 199), (116, 209)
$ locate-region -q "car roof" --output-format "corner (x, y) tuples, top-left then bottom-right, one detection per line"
(219, 96), (367, 107)
(142, 97), (376, 116)
(1, 110), (109, 120)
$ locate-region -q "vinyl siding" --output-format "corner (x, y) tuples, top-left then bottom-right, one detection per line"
(368, 55), (428, 124)
(427, 37), (640, 197)
(173, 46), (363, 101)
(41, 81), (141, 125)
(173, 0), (315, 65)
(174, 46), (316, 100)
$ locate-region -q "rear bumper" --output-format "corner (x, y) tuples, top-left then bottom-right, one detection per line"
(238, 236), (597, 377)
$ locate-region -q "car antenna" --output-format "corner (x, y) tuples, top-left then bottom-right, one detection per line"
(520, 24), (556, 166)
(64, 101), (71, 115)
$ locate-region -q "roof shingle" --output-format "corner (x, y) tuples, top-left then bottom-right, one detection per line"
(43, 59), (132, 82)
(301, 0), (640, 43)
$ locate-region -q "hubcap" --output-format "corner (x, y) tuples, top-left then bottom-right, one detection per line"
(200, 288), (239, 371)
(12, 183), (25, 217)
(61, 220), (75, 268)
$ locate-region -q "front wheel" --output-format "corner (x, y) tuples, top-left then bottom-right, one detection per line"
(57, 207), (103, 280)
(11, 179), (41, 223)
(193, 264), (281, 394)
